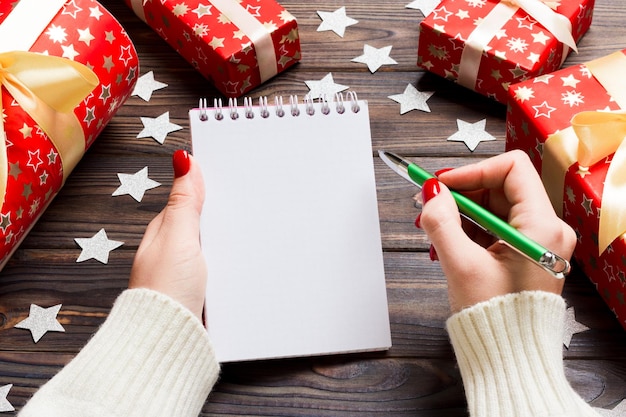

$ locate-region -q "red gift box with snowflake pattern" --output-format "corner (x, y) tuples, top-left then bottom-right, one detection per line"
(417, 0), (594, 104)
(125, 0), (301, 98)
(0, 0), (138, 269)
(505, 49), (626, 330)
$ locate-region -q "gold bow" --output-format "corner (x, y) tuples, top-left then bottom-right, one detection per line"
(543, 111), (626, 254)
(0, 51), (99, 210)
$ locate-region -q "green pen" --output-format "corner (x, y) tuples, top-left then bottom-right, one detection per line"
(379, 150), (570, 279)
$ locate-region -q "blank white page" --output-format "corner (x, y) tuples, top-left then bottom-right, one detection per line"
(189, 97), (391, 362)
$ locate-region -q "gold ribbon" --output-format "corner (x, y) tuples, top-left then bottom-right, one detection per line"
(542, 51), (626, 254)
(0, 51), (99, 209)
(543, 111), (626, 255)
(458, 0), (576, 89)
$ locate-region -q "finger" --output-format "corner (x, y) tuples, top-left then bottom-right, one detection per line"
(437, 150), (554, 215)
(419, 180), (486, 275)
(141, 151), (205, 247)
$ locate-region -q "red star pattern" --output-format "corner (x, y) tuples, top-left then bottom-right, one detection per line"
(0, 0), (139, 263)
(506, 49), (626, 330)
(134, 0), (301, 98)
(417, 0), (594, 104)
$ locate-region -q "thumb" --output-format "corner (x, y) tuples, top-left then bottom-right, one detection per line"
(141, 150), (205, 245)
(418, 179), (483, 274)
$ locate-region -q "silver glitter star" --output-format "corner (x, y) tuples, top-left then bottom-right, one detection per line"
(406, 0), (442, 16)
(595, 399), (626, 416)
(131, 71), (168, 101)
(0, 385), (13, 412)
(563, 306), (590, 348)
(388, 83), (435, 114)
(352, 44), (397, 73)
(316, 7), (358, 37)
(15, 304), (65, 343)
(75, 228), (124, 264)
(305, 73), (349, 99)
(137, 112), (182, 145)
(447, 119), (496, 151)
(113, 166), (161, 202)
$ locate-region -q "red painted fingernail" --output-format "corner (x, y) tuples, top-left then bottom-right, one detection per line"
(435, 167), (454, 177)
(429, 244), (439, 261)
(173, 149), (191, 178)
(422, 178), (441, 204)
(415, 213), (422, 229)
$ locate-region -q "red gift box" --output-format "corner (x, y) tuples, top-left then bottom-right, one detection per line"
(125, 0), (301, 98)
(0, 0), (139, 268)
(505, 50), (626, 330)
(417, 0), (594, 104)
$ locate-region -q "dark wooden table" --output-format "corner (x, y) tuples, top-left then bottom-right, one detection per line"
(1, 0), (626, 415)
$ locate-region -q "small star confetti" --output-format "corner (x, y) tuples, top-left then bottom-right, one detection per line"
(595, 399), (626, 416)
(131, 71), (168, 101)
(447, 119), (496, 151)
(352, 44), (397, 73)
(75, 228), (124, 264)
(137, 112), (182, 145)
(388, 83), (434, 114)
(113, 167), (161, 202)
(316, 7), (358, 37)
(563, 306), (590, 348)
(406, 0), (442, 16)
(15, 304), (65, 343)
(305, 73), (349, 99)
(0, 384), (13, 412)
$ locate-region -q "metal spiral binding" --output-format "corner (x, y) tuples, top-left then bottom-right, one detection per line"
(197, 91), (360, 121)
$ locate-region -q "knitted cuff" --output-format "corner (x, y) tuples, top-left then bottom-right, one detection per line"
(20, 288), (220, 417)
(446, 291), (595, 417)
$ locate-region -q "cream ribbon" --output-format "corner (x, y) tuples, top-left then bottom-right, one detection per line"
(130, 0), (278, 83)
(457, 0), (577, 89)
(0, 0), (100, 211)
(541, 52), (626, 254)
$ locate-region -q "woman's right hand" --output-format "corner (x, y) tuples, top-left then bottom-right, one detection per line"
(416, 150), (577, 313)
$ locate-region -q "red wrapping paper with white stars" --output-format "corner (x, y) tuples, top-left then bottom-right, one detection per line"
(125, 0), (300, 98)
(0, 0), (138, 268)
(417, 0), (594, 104)
(505, 50), (626, 330)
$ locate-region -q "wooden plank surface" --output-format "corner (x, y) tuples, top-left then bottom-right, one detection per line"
(1, 0), (626, 414)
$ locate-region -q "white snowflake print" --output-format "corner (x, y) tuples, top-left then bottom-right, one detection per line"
(45, 24), (68, 43)
(466, 0), (487, 7)
(561, 90), (585, 107)
(507, 37), (528, 53)
(513, 85), (534, 102)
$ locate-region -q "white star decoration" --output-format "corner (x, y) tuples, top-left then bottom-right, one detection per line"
(447, 119), (496, 151)
(352, 44), (397, 73)
(0, 385), (13, 412)
(132, 71), (168, 101)
(137, 112), (183, 145)
(388, 84), (435, 114)
(406, 0), (442, 16)
(15, 304), (65, 343)
(316, 7), (358, 37)
(113, 167), (161, 202)
(563, 306), (590, 348)
(595, 399), (626, 416)
(305, 73), (349, 99)
(75, 229), (124, 264)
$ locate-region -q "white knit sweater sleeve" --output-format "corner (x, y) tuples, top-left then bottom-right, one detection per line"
(18, 288), (220, 417)
(446, 291), (600, 417)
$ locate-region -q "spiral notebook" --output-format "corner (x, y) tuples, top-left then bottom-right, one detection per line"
(189, 93), (391, 362)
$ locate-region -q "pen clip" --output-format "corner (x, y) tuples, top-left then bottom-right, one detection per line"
(497, 239), (570, 279)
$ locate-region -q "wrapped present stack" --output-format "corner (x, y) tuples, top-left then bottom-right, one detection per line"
(505, 49), (626, 329)
(125, 0), (301, 98)
(417, 0), (594, 104)
(0, 0), (139, 269)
